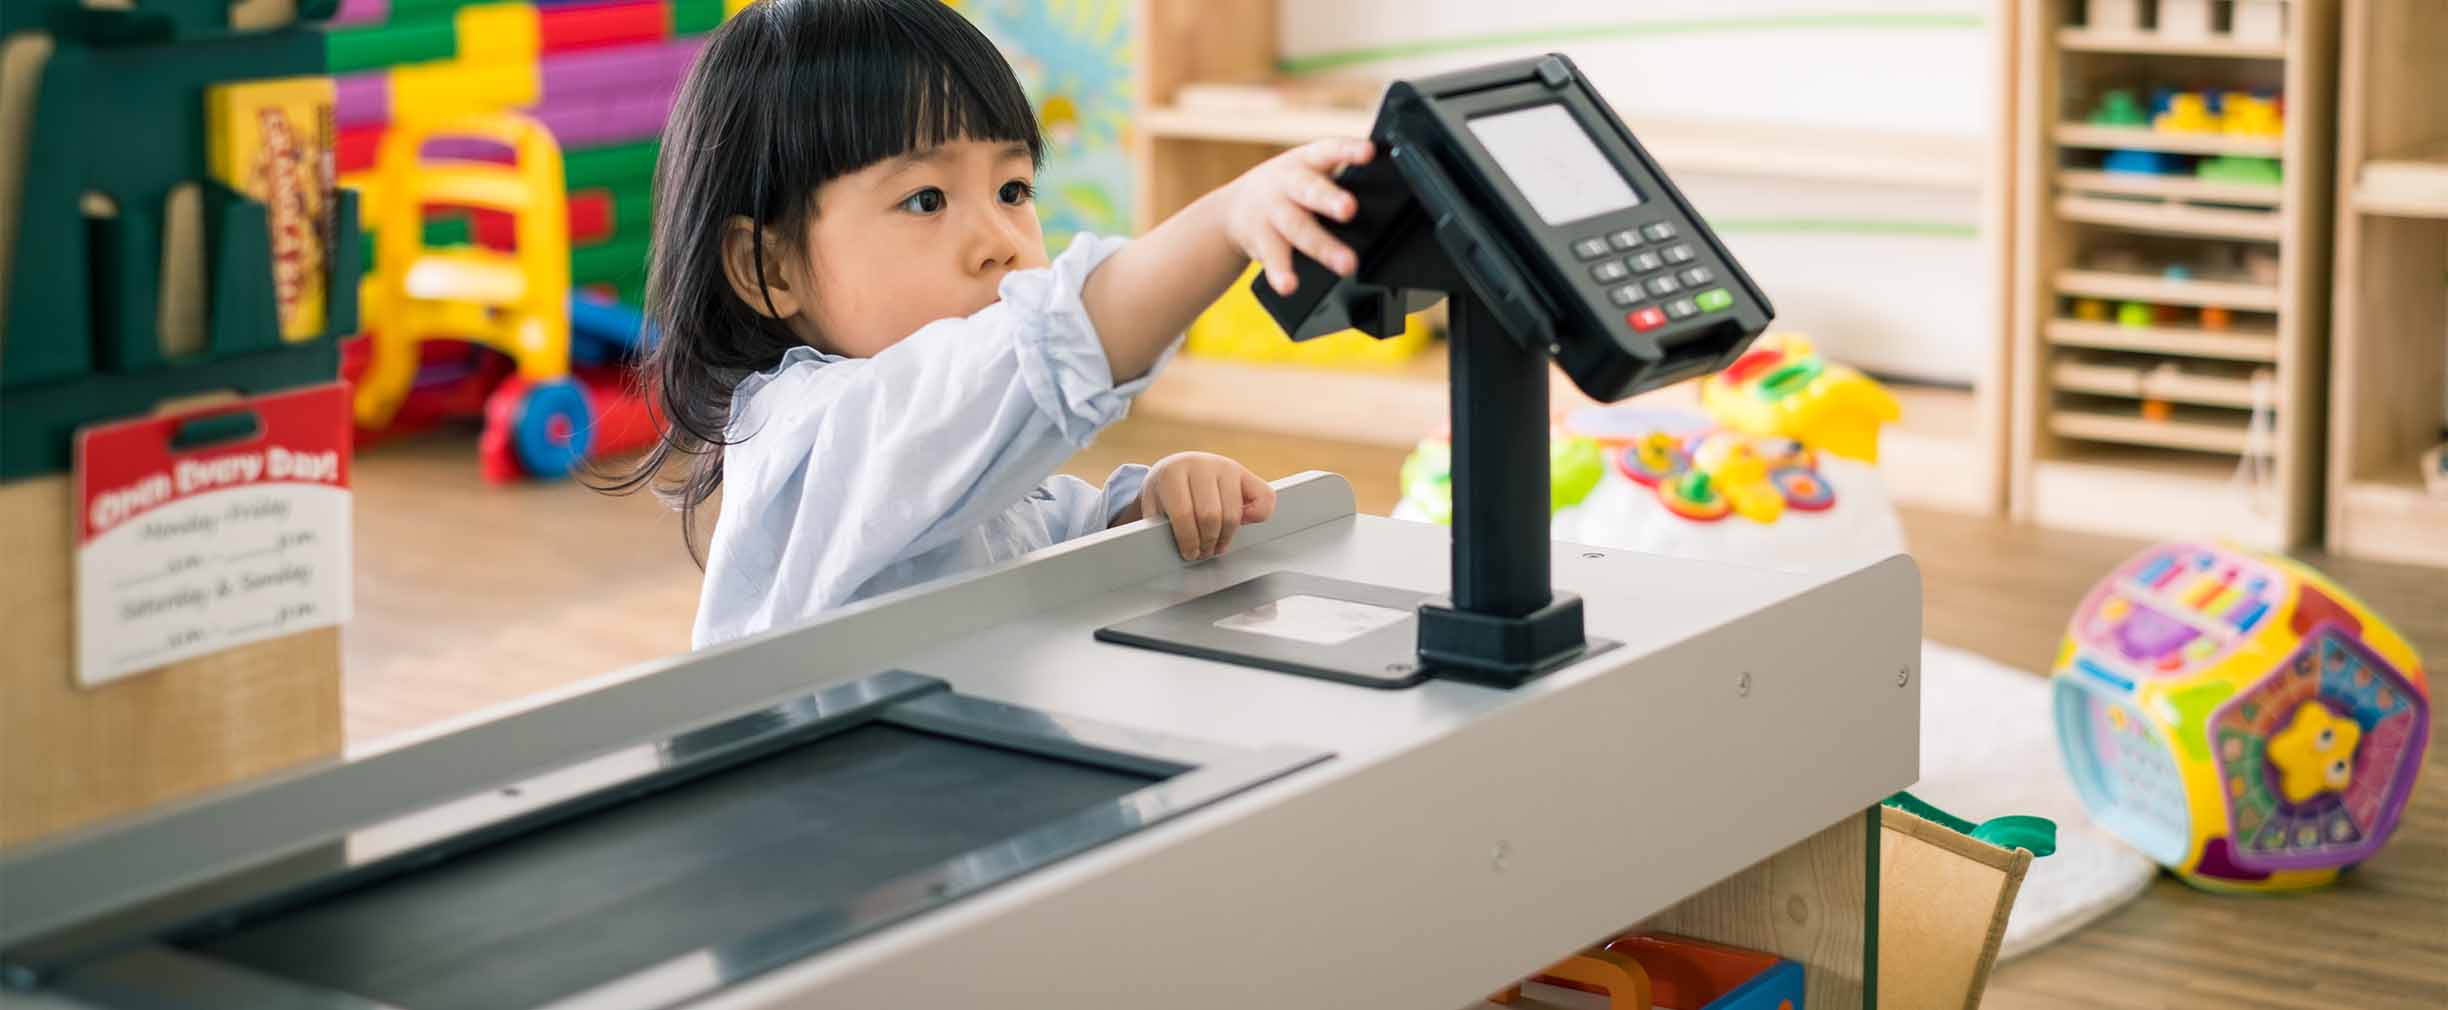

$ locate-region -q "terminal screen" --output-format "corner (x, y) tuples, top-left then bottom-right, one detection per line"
(1467, 103), (1641, 226)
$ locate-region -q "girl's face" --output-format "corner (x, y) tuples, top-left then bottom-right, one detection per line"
(734, 137), (1048, 358)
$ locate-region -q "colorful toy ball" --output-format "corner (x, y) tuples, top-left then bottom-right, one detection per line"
(2051, 543), (2429, 892)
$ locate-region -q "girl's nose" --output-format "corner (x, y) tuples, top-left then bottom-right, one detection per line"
(970, 207), (1024, 276)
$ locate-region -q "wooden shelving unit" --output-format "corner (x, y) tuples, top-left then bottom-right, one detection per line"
(1131, 0), (2018, 515)
(2325, 0), (2448, 567)
(2009, 0), (2337, 549)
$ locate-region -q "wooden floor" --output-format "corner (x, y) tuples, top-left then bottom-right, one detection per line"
(348, 417), (2446, 1008)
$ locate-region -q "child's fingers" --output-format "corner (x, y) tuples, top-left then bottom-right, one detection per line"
(1147, 467), (1201, 560)
(1190, 470), (1224, 559)
(1250, 221), (1297, 296)
(1238, 469), (1277, 523)
(1293, 137), (1373, 173)
(1270, 202), (1356, 277)
(1211, 470), (1242, 557)
(1286, 168), (1358, 223)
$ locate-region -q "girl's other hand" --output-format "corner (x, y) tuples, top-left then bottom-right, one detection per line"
(1222, 138), (1375, 297)
(1133, 452), (1277, 561)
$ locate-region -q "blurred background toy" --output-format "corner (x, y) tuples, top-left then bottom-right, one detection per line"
(2052, 543), (2429, 892)
(1698, 332), (1901, 464)
(1396, 332), (1906, 576)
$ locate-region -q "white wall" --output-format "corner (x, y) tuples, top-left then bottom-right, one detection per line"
(1279, 0), (2000, 385)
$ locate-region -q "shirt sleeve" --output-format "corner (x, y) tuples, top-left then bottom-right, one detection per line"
(701, 233), (1170, 635)
(1022, 463), (1151, 543)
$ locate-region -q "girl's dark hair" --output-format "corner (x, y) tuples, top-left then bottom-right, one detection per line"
(591, 0), (1043, 564)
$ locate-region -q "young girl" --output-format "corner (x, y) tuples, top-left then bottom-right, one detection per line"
(606, 0), (1373, 647)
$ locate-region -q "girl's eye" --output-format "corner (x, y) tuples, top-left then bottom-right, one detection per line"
(898, 188), (946, 214)
(999, 179), (1035, 205)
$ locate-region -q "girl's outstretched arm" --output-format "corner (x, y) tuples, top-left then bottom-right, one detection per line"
(1079, 138), (1374, 383)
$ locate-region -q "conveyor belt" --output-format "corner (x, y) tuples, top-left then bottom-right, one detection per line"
(180, 725), (1160, 1009)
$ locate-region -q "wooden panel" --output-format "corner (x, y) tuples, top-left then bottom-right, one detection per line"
(1639, 810), (1871, 1010)
(1975, 0), (2019, 516)
(2055, 27), (2286, 59)
(2355, 1), (2448, 159)
(2053, 123), (2285, 157)
(2326, 0), (2448, 566)
(2055, 269), (2282, 310)
(1878, 808), (2033, 1010)
(2030, 450), (2287, 547)
(2333, 215), (2447, 478)
(2050, 358), (2270, 408)
(1129, 0), (1277, 229)
(2273, 0), (2341, 550)
(2051, 406), (2257, 454)
(2055, 193), (2283, 240)
(1132, 0), (1274, 107)
(1137, 136), (1276, 231)
(2008, 0), (2069, 514)
(0, 476), (342, 848)
(2057, 168), (2285, 207)
(2044, 318), (2280, 361)
(2334, 476), (2448, 568)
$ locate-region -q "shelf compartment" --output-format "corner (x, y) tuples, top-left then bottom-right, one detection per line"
(2049, 406), (2261, 455)
(2354, 142), (2448, 218)
(2054, 123), (2285, 158)
(2054, 268), (2281, 310)
(2028, 445), (2286, 547)
(2055, 193), (2283, 240)
(1141, 104), (1372, 148)
(1144, 102), (1986, 189)
(2057, 168), (2284, 207)
(2333, 473), (2448, 568)
(2055, 27), (2289, 59)
(2050, 358), (2272, 408)
(2043, 318), (2279, 361)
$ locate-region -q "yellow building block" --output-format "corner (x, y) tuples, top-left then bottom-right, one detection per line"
(456, 3), (542, 65)
(391, 59), (539, 124)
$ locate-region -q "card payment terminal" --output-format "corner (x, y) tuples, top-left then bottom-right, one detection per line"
(1099, 55), (1777, 688)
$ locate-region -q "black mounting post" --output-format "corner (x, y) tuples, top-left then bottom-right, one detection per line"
(1444, 291), (1550, 617)
(1413, 291), (1589, 685)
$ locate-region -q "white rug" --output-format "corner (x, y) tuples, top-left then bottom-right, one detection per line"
(1911, 641), (2160, 961)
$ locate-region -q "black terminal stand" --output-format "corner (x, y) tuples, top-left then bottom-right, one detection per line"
(1098, 54), (1773, 689)
(1417, 292), (1587, 681)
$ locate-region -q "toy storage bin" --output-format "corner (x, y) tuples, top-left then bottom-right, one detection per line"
(1487, 933), (1805, 1009)
(1874, 806), (2037, 1010)
(1470, 805), (2038, 1010)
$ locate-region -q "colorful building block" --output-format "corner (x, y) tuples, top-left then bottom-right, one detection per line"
(538, 0), (669, 54)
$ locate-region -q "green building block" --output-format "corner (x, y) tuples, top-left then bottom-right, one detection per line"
(675, 0), (727, 35)
(571, 236), (649, 287)
(2198, 156), (2283, 186)
(386, 0), (493, 20)
(564, 140), (659, 191)
(326, 17), (457, 74)
(612, 184), (654, 237)
(2091, 88), (2148, 127)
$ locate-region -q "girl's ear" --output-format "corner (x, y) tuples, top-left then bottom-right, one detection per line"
(720, 216), (804, 319)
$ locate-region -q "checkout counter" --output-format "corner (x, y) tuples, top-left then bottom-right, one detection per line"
(0, 55), (1921, 1010)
